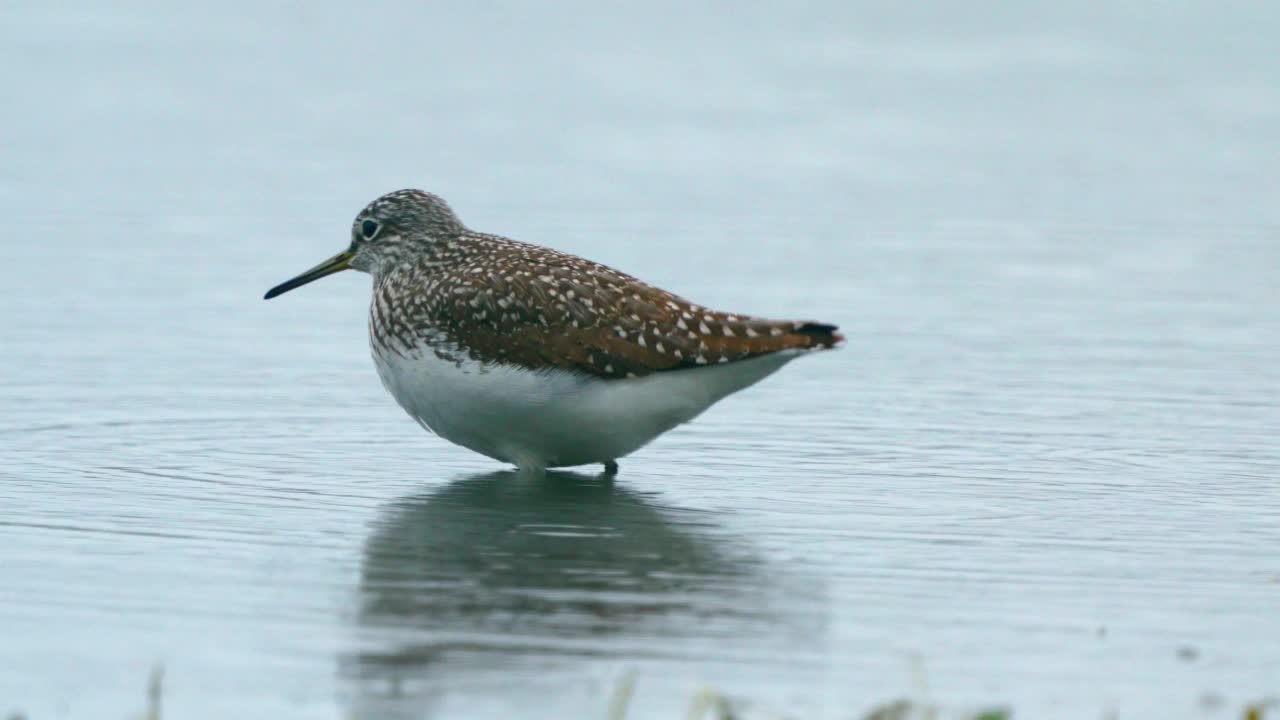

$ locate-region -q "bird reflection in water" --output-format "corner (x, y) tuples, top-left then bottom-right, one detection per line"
(342, 471), (780, 717)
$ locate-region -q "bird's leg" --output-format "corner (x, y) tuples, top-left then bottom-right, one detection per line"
(511, 455), (547, 477)
(603, 460), (619, 476)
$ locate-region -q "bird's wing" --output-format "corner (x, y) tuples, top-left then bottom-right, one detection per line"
(421, 254), (841, 379)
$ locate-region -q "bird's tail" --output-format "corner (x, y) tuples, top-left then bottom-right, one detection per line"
(791, 321), (844, 349)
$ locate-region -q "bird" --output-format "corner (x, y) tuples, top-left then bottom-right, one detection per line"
(264, 190), (841, 474)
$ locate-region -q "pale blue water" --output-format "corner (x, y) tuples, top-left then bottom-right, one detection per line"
(2, 2), (1278, 719)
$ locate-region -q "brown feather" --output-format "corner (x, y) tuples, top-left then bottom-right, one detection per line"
(370, 231), (842, 379)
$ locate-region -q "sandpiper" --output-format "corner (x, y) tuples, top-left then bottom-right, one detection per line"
(265, 190), (841, 473)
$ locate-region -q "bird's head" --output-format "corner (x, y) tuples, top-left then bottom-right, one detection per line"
(264, 189), (464, 299)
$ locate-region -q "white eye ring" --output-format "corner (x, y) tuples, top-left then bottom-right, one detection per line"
(361, 219), (380, 239)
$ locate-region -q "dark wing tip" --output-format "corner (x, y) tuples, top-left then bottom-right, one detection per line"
(795, 322), (844, 348)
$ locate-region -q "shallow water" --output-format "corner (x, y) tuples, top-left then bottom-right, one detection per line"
(2, 2), (1278, 718)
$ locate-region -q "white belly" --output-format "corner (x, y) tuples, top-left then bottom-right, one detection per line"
(371, 343), (803, 470)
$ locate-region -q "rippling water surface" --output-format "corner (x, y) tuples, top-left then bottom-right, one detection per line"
(2, 2), (1278, 718)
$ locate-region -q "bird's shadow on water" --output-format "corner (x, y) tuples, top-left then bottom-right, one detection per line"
(340, 469), (782, 716)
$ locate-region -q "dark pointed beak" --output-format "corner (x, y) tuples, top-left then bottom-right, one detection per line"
(263, 250), (354, 299)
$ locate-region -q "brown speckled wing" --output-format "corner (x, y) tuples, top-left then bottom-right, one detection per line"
(394, 237), (842, 379)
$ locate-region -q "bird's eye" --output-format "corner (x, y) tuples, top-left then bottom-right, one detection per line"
(361, 219), (380, 239)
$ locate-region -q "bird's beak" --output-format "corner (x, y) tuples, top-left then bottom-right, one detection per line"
(263, 250), (354, 299)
